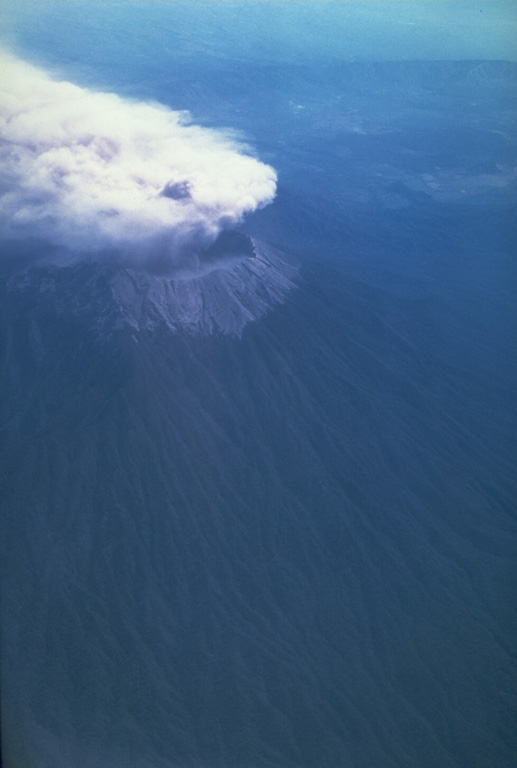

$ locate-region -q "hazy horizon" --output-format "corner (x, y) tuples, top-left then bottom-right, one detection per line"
(2, 0), (517, 73)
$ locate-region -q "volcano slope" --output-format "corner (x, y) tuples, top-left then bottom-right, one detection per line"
(0, 229), (515, 768)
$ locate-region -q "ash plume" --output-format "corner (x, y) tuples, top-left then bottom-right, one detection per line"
(0, 50), (277, 271)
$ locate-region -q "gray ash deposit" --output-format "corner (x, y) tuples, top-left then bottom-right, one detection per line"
(6, 233), (298, 338)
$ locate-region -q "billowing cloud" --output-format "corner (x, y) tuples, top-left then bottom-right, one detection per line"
(0, 50), (277, 270)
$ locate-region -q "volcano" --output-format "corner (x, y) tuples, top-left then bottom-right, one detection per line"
(1, 220), (515, 768)
(4, 232), (298, 338)
(1, 40), (516, 768)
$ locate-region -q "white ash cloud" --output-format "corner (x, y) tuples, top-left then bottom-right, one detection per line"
(0, 50), (277, 270)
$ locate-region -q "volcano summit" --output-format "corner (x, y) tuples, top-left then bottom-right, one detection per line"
(6, 232), (298, 338)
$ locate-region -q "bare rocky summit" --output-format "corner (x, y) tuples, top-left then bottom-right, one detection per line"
(7, 234), (298, 338)
(110, 239), (298, 336)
